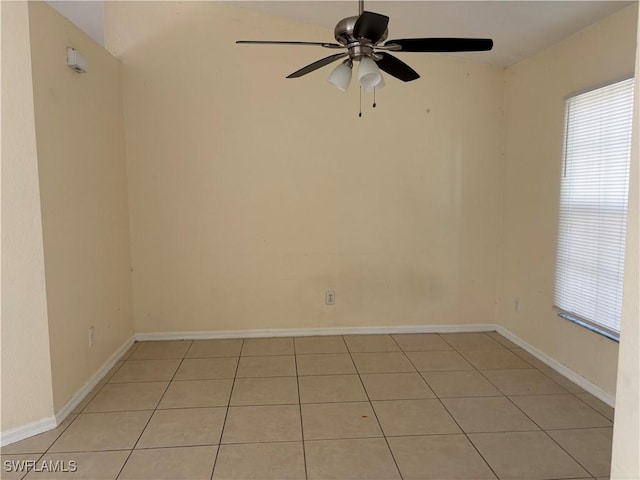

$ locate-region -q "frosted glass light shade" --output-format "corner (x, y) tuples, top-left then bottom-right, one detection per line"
(364, 74), (385, 92)
(358, 57), (382, 89)
(327, 61), (353, 91)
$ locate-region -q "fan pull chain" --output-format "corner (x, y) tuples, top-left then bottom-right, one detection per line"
(359, 86), (362, 117)
(373, 87), (376, 108)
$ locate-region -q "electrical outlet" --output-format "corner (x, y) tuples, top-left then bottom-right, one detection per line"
(89, 326), (95, 348)
(325, 291), (335, 305)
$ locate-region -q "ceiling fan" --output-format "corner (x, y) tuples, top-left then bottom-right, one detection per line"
(236, 0), (493, 92)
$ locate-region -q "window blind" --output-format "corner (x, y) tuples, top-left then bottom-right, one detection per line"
(554, 77), (635, 340)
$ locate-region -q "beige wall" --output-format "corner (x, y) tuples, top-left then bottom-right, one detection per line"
(105, 1), (505, 334)
(2, 0), (635, 447)
(611, 6), (640, 477)
(28, 2), (134, 410)
(0, 1), (55, 431)
(498, 4), (638, 397)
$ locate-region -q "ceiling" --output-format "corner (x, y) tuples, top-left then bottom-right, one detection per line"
(49, 1), (634, 66)
(48, 1), (105, 46)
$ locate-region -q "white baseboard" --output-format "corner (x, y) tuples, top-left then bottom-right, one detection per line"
(495, 325), (615, 407)
(135, 324), (498, 341)
(54, 335), (136, 425)
(0, 416), (57, 447)
(137, 324), (615, 406)
(0, 335), (135, 447)
(3, 323), (616, 447)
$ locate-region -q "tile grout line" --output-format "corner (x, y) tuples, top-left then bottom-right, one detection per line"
(209, 338), (244, 480)
(114, 340), (193, 480)
(399, 333), (502, 480)
(10, 452), (45, 480)
(507, 397), (595, 477)
(16, 335), (613, 479)
(344, 334), (405, 480)
(472, 348), (613, 425)
(446, 335), (601, 477)
(8, 344), (142, 478)
(435, 397), (501, 480)
(571, 392), (615, 421)
(33, 370), (119, 455)
(475, 357), (604, 479)
(19, 428), (613, 456)
(292, 338), (309, 480)
(387, 333), (443, 479)
(251, 333), (603, 479)
(501, 393), (600, 478)
(448, 335), (532, 480)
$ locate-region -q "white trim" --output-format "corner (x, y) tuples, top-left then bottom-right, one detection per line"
(137, 324), (615, 406)
(134, 324), (498, 341)
(495, 325), (615, 407)
(0, 335), (135, 447)
(0, 416), (57, 447)
(3, 324), (616, 447)
(54, 335), (135, 424)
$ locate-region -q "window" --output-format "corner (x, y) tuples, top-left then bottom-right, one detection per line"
(554, 77), (635, 341)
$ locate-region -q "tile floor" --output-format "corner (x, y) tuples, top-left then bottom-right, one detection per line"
(1, 332), (615, 479)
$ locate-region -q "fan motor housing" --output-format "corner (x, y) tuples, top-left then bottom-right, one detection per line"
(334, 15), (388, 48)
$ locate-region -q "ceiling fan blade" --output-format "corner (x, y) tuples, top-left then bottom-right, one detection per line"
(236, 40), (343, 49)
(384, 38), (493, 52)
(375, 52), (420, 82)
(353, 11), (389, 42)
(286, 53), (349, 78)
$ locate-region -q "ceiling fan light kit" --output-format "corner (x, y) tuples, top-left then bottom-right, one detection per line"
(357, 56), (382, 89)
(237, 0), (493, 112)
(327, 59), (353, 91)
(364, 74), (384, 93)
